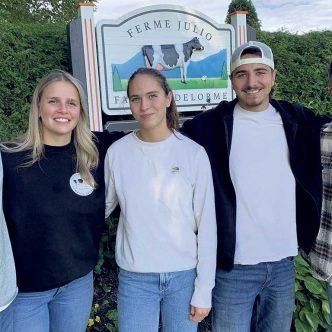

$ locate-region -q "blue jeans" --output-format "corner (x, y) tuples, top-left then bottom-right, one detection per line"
(0, 303), (14, 332)
(212, 258), (295, 332)
(326, 283), (332, 331)
(118, 268), (198, 332)
(12, 271), (93, 332)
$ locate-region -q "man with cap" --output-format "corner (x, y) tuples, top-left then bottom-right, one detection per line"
(307, 61), (332, 329)
(182, 41), (330, 331)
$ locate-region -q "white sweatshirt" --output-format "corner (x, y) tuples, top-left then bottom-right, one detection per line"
(105, 131), (217, 308)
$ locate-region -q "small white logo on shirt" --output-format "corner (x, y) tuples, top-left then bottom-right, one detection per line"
(69, 173), (94, 196)
(171, 166), (180, 173)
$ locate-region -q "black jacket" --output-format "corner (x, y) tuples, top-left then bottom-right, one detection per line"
(182, 98), (330, 271)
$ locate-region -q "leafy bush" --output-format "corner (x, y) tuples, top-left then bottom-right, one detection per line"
(86, 217), (119, 332)
(258, 30), (332, 114)
(294, 253), (330, 331)
(0, 20), (69, 141)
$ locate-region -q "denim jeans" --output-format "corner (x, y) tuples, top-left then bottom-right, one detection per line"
(326, 283), (332, 331)
(118, 268), (198, 332)
(212, 257), (295, 332)
(12, 271), (93, 332)
(0, 303), (14, 332)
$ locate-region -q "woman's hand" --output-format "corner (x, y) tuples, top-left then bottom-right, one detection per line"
(189, 305), (211, 322)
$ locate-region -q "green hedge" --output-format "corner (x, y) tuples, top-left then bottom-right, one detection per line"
(0, 20), (69, 140)
(0, 23), (331, 141)
(258, 30), (332, 114)
(295, 253), (330, 331)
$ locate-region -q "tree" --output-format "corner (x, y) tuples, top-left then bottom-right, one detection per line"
(0, 0), (98, 24)
(225, 0), (261, 31)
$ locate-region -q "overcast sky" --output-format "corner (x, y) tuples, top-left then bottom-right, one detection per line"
(93, 0), (332, 34)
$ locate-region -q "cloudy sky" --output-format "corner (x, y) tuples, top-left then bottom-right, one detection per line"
(93, 0), (332, 34)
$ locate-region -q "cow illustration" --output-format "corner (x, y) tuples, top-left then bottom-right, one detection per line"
(142, 37), (204, 83)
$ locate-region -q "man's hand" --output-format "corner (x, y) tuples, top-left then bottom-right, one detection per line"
(189, 305), (211, 322)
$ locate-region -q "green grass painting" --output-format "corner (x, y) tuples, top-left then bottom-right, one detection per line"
(116, 77), (228, 92)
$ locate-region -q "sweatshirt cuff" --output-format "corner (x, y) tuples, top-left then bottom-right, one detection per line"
(190, 286), (212, 308)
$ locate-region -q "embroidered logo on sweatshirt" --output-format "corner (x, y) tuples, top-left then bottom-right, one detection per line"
(69, 173), (94, 196)
(171, 166), (180, 173)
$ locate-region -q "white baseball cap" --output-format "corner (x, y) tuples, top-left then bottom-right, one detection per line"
(231, 41), (275, 73)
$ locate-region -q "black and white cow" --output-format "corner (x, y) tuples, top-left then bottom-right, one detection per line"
(142, 37), (204, 83)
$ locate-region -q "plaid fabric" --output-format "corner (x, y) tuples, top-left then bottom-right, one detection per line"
(308, 122), (332, 282)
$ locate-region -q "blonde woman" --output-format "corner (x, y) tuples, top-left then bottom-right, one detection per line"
(1, 70), (122, 332)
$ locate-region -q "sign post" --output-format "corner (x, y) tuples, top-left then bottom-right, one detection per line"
(69, 2), (102, 131)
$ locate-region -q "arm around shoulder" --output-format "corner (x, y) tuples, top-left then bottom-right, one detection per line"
(93, 130), (127, 150)
(294, 103), (331, 127)
(104, 150), (119, 218)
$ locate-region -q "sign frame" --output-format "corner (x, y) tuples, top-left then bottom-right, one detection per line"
(95, 5), (235, 116)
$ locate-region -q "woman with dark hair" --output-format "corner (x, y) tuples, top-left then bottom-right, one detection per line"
(105, 68), (217, 332)
(1, 70), (123, 332)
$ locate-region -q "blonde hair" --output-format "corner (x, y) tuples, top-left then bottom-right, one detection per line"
(3, 70), (99, 187)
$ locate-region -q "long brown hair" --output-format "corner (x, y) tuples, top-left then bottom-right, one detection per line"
(127, 68), (179, 131)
